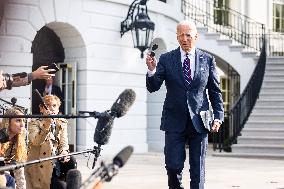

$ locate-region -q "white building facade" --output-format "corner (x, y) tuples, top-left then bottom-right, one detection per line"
(0, 0), (280, 153)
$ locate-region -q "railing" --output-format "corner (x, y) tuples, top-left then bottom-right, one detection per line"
(0, 97), (28, 115)
(266, 31), (284, 56)
(182, 0), (265, 52)
(213, 40), (267, 151)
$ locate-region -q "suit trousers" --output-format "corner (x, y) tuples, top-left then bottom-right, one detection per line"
(164, 115), (208, 189)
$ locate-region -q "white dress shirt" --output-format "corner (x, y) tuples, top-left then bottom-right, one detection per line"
(180, 48), (195, 79)
(147, 47), (196, 78)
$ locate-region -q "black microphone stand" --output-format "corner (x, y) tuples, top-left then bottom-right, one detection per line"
(0, 110), (111, 119)
(0, 146), (102, 172)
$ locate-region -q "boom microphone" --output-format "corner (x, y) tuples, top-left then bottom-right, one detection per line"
(93, 112), (114, 146)
(66, 169), (82, 189)
(0, 128), (9, 143)
(93, 89), (136, 145)
(33, 89), (48, 110)
(110, 89), (136, 118)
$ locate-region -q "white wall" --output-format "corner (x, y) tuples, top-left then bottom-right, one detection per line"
(1, 0), (258, 153)
(0, 0), (183, 154)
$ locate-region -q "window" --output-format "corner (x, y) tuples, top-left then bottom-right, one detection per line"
(214, 0), (229, 26)
(220, 77), (230, 112)
(273, 3), (284, 32)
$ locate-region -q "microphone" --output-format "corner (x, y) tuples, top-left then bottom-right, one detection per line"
(112, 145), (134, 168)
(93, 112), (114, 146)
(150, 44), (158, 57)
(0, 128), (9, 143)
(92, 89), (135, 169)
(66, 169), (82, 189)
(110, 89), (136, 118)
(94, 89), (136, 145)
(33, 89), (48, 110)
(81, 146), (134, 188)
(97, 145), (134, 182)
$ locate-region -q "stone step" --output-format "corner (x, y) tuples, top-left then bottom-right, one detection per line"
(232, 144), (284, 154)
(197, 27), (208, 34)
(256, 99), (284, 106)
(266, 66), (284, 70)
(259, 89), (284, 95)
(266, 57), (284, 63)
(260, 87), (284, 93)
(241, 51), (258, 58)
(248, 114), (284, 121)
(265, 64), (284, 70)
(204, 33), (220, 39)
(229, 44), (245, 51)
(217, 39), (232, 45)
(263, 76), (284, 81)
(265, 70), (284, 75)
(251, 106), (284, 114)
(237, 136), (284, 145)
(241, 128), (284, 137)
(212, 152), (284, 160)
(258, 93), (284, 100)
(245, 121), (284, 130)
(262, 81), (284, 87)
(246, 120), (284, 127)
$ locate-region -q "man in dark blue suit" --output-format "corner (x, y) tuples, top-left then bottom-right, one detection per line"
(146, 20), (224, 189)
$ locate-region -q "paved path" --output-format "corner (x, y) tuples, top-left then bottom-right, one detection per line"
(77, 150), (284, 189)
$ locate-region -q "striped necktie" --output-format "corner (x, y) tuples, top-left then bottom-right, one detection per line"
(183, 53), (192, 85)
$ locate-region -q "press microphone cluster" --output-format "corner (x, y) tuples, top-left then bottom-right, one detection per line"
(78, 146), (134, 189)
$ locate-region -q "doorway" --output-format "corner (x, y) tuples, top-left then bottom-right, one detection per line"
(31, 26), (77, 151)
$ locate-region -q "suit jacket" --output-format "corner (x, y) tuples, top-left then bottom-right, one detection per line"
(146, 47), (224, 133)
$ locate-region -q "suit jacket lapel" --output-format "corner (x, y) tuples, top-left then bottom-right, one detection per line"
(192, 48), (202, 82)
(172, 47), (187, 88)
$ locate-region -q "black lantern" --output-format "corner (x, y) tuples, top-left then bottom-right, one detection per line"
(121, 0), (155, 58)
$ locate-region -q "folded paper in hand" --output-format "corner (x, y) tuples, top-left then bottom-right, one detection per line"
(200, 109), (213, 131)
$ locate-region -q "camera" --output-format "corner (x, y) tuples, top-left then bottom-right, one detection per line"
(45, 63), (59, 74)
(2, 73), (13, 90)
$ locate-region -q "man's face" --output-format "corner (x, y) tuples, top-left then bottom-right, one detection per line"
(45, 77), (53, 86)
(177, 24), (198, 52)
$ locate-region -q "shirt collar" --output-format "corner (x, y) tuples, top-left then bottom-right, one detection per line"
(180, 47), (196, 58)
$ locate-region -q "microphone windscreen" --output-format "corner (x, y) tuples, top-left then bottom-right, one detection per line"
(33, 89), (48, 110)
(113, 145), (134, 168)
(66, 169), (82, 189)
(93, 113), (114, 145)
(0, 128), (9, 143)
(110, 89), (136, 118)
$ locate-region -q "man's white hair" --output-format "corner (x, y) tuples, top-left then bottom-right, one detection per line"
(177, 20), (197, 32)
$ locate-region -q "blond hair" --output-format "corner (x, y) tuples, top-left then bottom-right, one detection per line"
(0, 107), (27, 162)
(40, 94), (61, 108)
